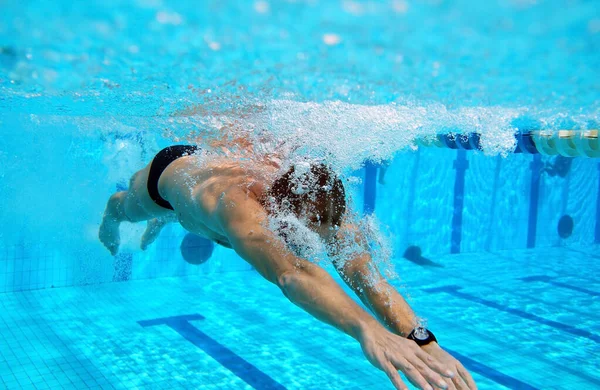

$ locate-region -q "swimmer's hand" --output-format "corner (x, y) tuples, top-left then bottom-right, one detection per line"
(421, 343), (477, 390)
(359, 327), (455, 390)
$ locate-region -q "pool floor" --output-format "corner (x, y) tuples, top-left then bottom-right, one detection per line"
(0, 247), (598, 389)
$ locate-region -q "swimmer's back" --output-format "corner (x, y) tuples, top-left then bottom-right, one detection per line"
(157, 154), (277, 244)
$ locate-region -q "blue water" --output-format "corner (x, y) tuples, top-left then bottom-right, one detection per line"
(1, 0), (599, 118)
(1, 248), (599, 389)
(1, 0), (600, 389)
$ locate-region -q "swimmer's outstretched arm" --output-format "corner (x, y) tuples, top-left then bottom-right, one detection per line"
(216, 193), (455, 390)
(330, 223), (477, 390)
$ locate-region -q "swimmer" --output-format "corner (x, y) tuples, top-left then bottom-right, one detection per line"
(99, 144), (476, 390)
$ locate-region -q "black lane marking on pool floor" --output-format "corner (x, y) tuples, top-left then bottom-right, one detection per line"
(138, 314), (546, 389)
(423, 285), (600, 343)
(491, 251), (599, 284)
(520, 275), (600, 297)
(138, 314), (286, 390)
(444, 348), (539, 390)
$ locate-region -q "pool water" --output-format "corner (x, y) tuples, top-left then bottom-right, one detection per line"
(1, 0), (600, 389)
(1, 248), (599, 389)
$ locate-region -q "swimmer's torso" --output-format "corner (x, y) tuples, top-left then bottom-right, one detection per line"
(157, 154), (279, 247)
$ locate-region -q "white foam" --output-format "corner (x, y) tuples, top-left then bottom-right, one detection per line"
(267, 212), (326, 264)
(184, 99), (530, 171)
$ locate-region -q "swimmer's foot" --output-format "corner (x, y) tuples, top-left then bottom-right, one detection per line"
(99, 192), (126, 256)
(141, 218), (165, 250)
(99, 215), (120, 256)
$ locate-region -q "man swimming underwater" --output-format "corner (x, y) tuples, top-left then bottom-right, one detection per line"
(99, 143), (477, 390)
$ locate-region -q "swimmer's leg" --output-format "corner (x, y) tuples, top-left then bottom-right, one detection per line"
(140, 214), (178, 250)
(99, 165), (173, 255)
(99, 191), (129, 256)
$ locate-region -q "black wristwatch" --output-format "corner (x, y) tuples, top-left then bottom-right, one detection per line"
(407, 327), (437, 346)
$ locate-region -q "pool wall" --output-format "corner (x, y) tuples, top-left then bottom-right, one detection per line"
(0, 115), (598, 293)
(375, 147), (598, 256)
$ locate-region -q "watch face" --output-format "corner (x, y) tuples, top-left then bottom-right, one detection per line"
(414, 327), (429, 340)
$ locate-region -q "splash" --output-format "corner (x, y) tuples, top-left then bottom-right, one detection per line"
(171, 99), (534, 171)
(326, 210), (396, 281)
(268, 212), (326, 265)
(16, 98), (598, 284)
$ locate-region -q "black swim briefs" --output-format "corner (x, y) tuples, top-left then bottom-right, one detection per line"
(147, 145), (200, 210)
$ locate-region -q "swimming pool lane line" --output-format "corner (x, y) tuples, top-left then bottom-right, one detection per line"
(422, 311), (600, 389)
(443, 348), (539, 390)
(411, 252), (597, 319)
(138, 314), (286, 390)
(416, 130), (600, 158)
(519, 275), (600, 297)
(363, 160), (378, 215)
(527, 154), (543, 248)
(489, 250), (600, 283)
(533, 130), (600, 158)
(137, 314), (541, 390)
(423, 285), (600, 343)
(404, 149), (421, 243)
(484, 156), (502, 252)
(451, 150), (468, 254)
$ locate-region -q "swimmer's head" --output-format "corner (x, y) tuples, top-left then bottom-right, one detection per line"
(266, 163), (346, 239)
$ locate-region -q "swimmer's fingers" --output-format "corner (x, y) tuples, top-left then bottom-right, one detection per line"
(414, 348), (455, 380)
(419, 343), (476, 390)
(382, 362), (409, 390)
(393, 349), (450, 390)
(389, 354), (432, 390)
(456, 366), (477, 390)
(442, 365), (471, 390)
(360, 330), (452, 390)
